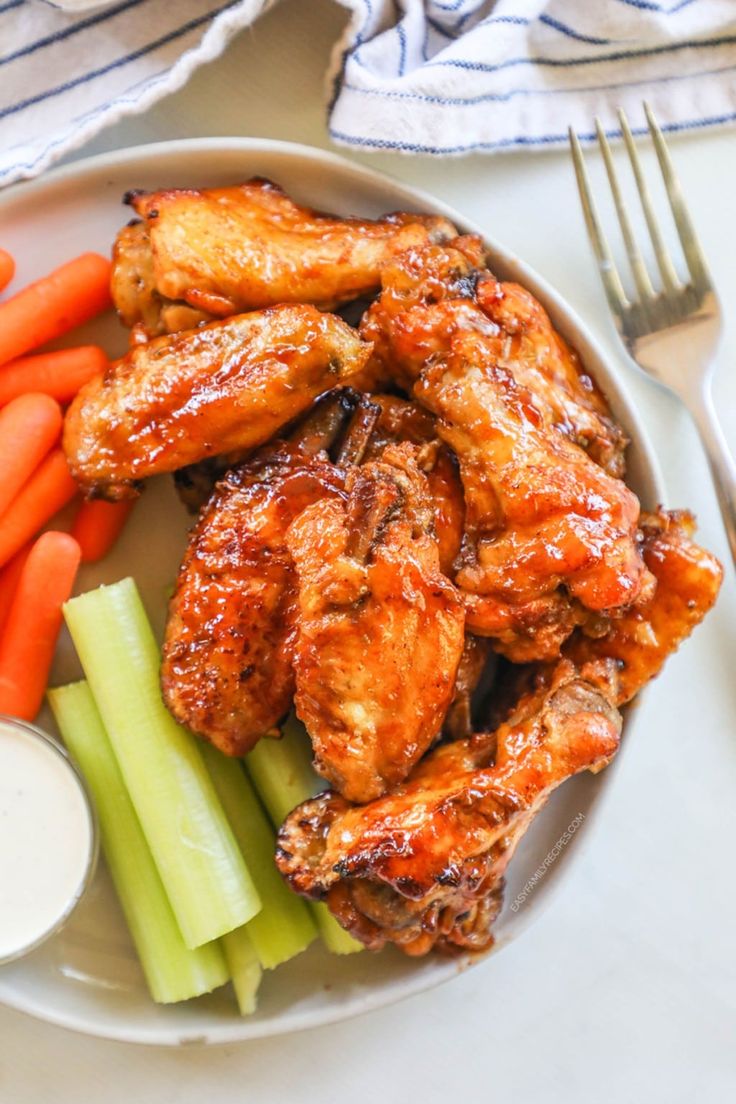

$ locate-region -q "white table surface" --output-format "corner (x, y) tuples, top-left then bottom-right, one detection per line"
(2, 1), (735, 1099)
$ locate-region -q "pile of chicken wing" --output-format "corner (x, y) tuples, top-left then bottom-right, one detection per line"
(63, 179), (723, 957)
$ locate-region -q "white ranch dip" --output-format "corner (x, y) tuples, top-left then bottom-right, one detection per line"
(0, 717), (96, 962)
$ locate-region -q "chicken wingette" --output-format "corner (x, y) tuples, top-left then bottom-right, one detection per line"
(286, 442), (465, 802)
(416, 332), (651, 660)
(359, 240), (649, 660)
(113, 178), (457, 338)
(63, 304), (371, 499)
(360, 236), (627, 477)
(161, 394), (361, 757)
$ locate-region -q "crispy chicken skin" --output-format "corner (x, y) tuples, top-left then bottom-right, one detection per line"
(161, 435), (348, 756)
(360, 237), (627, 477)
(286, 442), (466, 802)
(161, 393), (370, 756)
(565, 509), (723, 703)
(114, 179), (457, 337)
(172, 387), (364, 514)
(357, 238), (646, 660)
(63, 304), (371, 500)
(415, 333), (650, 660)
(362, 393), (465, 576)
(111, 221), (213, 344)
(276, 658), (621, 955)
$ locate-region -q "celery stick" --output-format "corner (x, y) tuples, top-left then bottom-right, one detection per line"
(246, 715), (363, 956)
(221, 927), (262, 1015)
(63, 578), (261, 949)
(201, 743), (317, 969)
(48, 682), (229, 1004)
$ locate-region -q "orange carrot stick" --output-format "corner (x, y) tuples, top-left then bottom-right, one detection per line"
(0, 541), (33, 638)
(71, 498), (134, 564)
(0, 249), (14, 294)
(0, 449), (77, 568)
(0, 252), (112, 367)
(0, 393), (63, 516)
(0, 346), (107, 407)
(0, 531), (81, 720)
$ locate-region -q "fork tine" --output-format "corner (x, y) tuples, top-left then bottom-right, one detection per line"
(594, 117), (655, 303)
(618, 108), (679, 296)
(568, 127), (629, 317)
(644, 102), (711, 293)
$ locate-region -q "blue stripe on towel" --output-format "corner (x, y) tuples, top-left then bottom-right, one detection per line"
(480, 15), (530, 26)
(419, 33), (736, 73)
(431, 0), (473, 11)
(0, 0), (152, 68)
(0, 0), (239, 120)
(342, 62), (736, 106)
(330, 106), (736, 153)
(615, 0), (696, 12)
(396, 20), (407, 76)
(538, 14), (611, 46)
(0, 67), (175, 181)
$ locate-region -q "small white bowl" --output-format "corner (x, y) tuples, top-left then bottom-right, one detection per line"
(0, 716), (98, 965)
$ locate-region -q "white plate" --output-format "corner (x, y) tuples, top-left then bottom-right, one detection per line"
(0, 138), (663, 1046)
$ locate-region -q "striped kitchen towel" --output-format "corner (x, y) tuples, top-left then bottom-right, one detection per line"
(329, 0), (736, 154)
(2, 0), (736, 188)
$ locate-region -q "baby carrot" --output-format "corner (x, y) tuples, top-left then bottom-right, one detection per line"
(0, 249), (14, 293)
(71, 499), (134, 564)
(0, 542), (33, 638)
(0, 393), (63, 516)
(0, 346), (107, 407)
(0, 449), (77, 568)
(0, 531), (81, 719)
(0, 253), (112, 367)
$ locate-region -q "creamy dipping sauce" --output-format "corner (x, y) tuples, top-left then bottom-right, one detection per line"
(0, 717), (96, 962)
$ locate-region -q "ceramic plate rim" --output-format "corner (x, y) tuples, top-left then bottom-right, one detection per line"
(0, 137), (664, 1046)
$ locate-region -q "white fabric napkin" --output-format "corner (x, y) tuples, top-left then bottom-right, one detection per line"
(2, 0), (736, 188)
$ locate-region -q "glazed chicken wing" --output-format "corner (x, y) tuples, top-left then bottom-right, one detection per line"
(172, 387), (372, 514)
(415, 333), (650, 660)
(360, 237), (627, 476)
(362, 393), (465, 576)
(114, 179), (457, 338)
(161, 395), (360, 756)
(277, 658), (621, 955)
(286, 442), (466, 802)
(63, 304), (371, 499)
(566, 509), (722, 703)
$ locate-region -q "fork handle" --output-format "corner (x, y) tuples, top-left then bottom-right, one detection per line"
(687, 381), (736, 570)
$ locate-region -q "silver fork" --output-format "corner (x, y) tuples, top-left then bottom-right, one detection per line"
(569, 103), (736, 568)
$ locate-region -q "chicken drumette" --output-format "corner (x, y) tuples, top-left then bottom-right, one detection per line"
(63, 304), (370, 499)
(286, 442), (465, 802)
(277, 657), (621, 954)
(113, 178), (456, 339)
